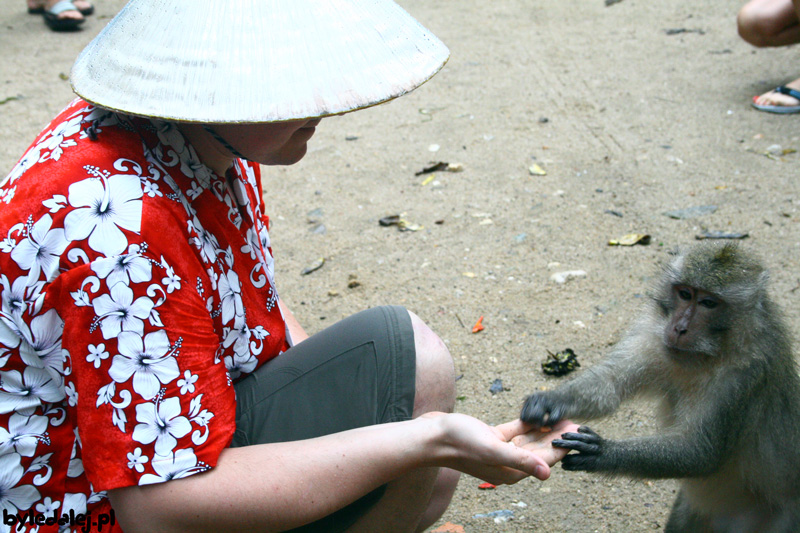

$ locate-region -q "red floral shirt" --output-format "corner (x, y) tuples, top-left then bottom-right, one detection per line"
(0, 100), (289, 531)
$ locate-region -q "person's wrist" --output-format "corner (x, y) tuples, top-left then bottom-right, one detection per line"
(409, 412), (452, 469)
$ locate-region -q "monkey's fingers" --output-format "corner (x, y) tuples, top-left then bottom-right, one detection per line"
(557, 429), (601, 443)
(577, 425), (600, 438)
(520, 395), (563, 427)
(551, 435), (601, 454)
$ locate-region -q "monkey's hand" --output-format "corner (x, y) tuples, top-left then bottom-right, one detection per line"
(552, 426), (606, 472)
(520, 392), (568, 427)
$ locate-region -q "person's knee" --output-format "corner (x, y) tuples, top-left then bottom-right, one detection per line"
(737, 3), (788, 46)
(407, 310), (455, 416)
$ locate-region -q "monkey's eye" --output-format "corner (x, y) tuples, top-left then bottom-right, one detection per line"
(677, 288), (692, 301)
(699, 299), (718, 309)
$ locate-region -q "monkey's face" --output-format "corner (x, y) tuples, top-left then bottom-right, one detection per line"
(662, 284), (726, 357)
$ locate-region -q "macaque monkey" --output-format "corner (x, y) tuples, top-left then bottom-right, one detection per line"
(521, 244), (800, 532)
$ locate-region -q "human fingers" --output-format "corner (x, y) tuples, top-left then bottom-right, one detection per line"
(493, 418), (530, 442)
(511, 419), (579, 447)
(511, 420), (581, 466)
(473, 444), (552, 483)
(445, 415), (552, 482)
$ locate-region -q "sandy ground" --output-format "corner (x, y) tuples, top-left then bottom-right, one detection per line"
(3, 0), (800, 531)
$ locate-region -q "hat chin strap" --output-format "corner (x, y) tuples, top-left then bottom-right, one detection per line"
(202, 126), (249, 161)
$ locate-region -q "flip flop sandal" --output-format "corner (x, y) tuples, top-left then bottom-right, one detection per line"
(42, 0), (85, 31)
(29, 0), (93, 15)
(752, 85), (800, 114)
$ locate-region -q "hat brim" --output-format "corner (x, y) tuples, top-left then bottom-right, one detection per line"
(70, 0), (449, 124)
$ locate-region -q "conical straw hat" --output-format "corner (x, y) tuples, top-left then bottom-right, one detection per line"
(71, 0), (449, 123)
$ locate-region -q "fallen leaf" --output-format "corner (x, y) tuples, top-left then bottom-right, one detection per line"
(472, 316), (485, 333)
(608, 233), (651, 246)
(415, 162), (449, 175)
(301, 258), (325, 275)
(379, 215), (401, 227)
(528, 163), (547, 176)
(0, 95), (22, 105)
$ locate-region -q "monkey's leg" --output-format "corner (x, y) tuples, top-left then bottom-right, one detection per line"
(664, 490), (710, 533)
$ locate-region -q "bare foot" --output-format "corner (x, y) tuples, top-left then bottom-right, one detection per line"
(753, 77), (800, 108)
(46, 0), (83, 21)
(72, 0), (92, 14)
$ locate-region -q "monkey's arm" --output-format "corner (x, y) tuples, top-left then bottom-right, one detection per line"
(552, 368), (753, 479)
(553, 426), (727, 478)
(522, 331), (658, 425)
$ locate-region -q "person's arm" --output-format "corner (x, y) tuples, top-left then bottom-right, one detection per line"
(279, 297), (309, 344)
(109, 413), (577, 532)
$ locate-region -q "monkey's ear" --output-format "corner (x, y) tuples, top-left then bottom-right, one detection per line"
(727, 270), (770, 306)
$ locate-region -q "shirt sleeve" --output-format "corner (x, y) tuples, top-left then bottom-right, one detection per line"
(53, 240), (236, 492)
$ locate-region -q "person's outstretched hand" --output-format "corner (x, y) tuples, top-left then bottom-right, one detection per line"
(419, 413), (580, 485)
(508, 419), (581, 471)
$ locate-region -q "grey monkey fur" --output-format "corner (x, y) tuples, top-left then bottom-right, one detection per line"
(521, 243), (800, 532)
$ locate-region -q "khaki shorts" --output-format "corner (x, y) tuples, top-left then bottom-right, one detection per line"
(231, 305), (417, 531)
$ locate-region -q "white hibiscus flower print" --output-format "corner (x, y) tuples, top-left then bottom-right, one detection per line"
(179, 146), (214, 188)
(132, 396), (191, 456)
(0, 275), (28, 318)
(42, 115), (82, 161)
(35, 496), (60, 515)
(65, 381), (77, 407)
(0, 312), (22, 352)
(217, 270), (243, 325)
(223, 352), (257, 381)
(189, 221), (220, 264)
(42, 194), (68, 214)
(108, 331), (179, 400)
(142, 180), (162, 198)
(17, 309), (64, 374)
(0, 276), (29, 351)
(139, 448), (209, 485)
(0, 413), (49, 457)
(126, 447), (148, 473)
(10, 214), (69, 286)
(0, 453), (40, 515)
(222, 314), (258, 379)
(241, 226), (263, 263)
(64, 173), (143, 257)
(91, 283), (155, 340)
(0, 367), (65, 415)
(91, 245), (152, 287)
(67, 453), (85, 478)
(161, 265), (181, 294)
(2, 144), (42, 188)
(85, 343), (109, 369)
(153, 121), (186, 154)
(60, 492), (87, 523)
(177, 371), (197, 395)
